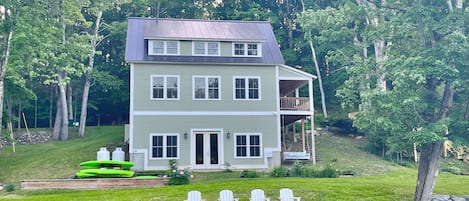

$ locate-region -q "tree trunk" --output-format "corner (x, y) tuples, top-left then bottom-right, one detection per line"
(79, 10), (102, 137)
(414, 141), (443, 201)
(67, 84), (73, 121)
(57, 73), (69, 141)
(53, 96), (61, 140)
(307, 35), (328, 118)
(0, 30), (13, 134)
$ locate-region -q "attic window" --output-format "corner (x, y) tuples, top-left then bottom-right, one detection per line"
(148, 40), (179, 55)
(193, 41), (220, 56)
(233, 42), (262, 57)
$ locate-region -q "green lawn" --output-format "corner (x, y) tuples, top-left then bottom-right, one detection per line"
(0, 126), (468, 200)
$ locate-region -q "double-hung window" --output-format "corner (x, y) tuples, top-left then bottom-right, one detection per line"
(193, 41), (220, 56)
(234, 77), (260, 100)
(233, 42), (261, 57)
(151, 75), (179, 100)
(235, 133), (261, 158)
(150, 134), (179, 159)
(148, 40), (179, 55)
(194, 76), (220, 100)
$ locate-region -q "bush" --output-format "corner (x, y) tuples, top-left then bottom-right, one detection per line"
(270, 166), (289, 177)
(318, 165), (339, 178)
(167, 160), (192, 185)
(5, 184), (15, 192)
(291, 161), (303, 177)
(240, 170), (259, 178)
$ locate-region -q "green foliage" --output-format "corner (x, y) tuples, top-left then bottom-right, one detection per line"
(167, 159), (191, 185)
(4, 183), (15, 192)
(223, 161), (233, 172)
(240, 170), (259, 178)
(270, 166), (289, 177)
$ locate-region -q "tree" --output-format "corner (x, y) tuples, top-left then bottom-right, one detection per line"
(0, 1), (16, 135)
(301, 1), (469, 200)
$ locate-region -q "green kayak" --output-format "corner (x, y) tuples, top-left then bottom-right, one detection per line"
(76, 168), (135, 178)
(79, 160), (134, 169)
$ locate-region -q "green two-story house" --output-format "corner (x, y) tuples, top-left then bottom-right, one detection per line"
(125, 18), (316, 170)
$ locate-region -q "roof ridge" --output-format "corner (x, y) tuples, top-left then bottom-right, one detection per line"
(128, 17), (270, 24)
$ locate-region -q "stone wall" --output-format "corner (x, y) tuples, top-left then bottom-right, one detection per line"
(432, 195), (469, 201)
(0, 131), (52, 150)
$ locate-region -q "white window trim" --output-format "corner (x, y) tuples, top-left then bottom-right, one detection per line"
(192, 41), (221, 56)
(149, 133), (180, 160)
(232, 76), (261, 101)
(148, 40), (180, 55)
(150, 75), (180, 100)
(232, 42), (262, 57)
(233, 133), (263, 159)
(192, 75), (222, 100)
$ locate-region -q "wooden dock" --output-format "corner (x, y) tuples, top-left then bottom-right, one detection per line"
(21, 178), (168, 190)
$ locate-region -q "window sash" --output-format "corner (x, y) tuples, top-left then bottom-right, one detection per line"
(235, 77), (259, 100)
(152, 76), (179, 100)
(235, 134), (261, 157)
(194, 41), (219, 56)
(149, 40), (179, 55)
(194, 76), (219, 100)
(151, 134), (179, 159)
(233, 42), (261, 56)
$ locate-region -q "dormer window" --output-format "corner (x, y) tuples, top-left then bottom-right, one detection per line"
(193, 41), (220, 56)
(233, 42), (262, 57)
(148, 40), (179, 55)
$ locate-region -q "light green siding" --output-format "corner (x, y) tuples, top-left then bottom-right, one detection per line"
(279, 66), (308, 79)
(133, 115), (278, 168)
(180, 41), (192, 55)
(133, 63), (277, 112)
(220, 42), (232, 56)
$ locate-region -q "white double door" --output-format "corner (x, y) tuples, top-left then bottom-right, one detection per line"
(192, 131), (222, 169)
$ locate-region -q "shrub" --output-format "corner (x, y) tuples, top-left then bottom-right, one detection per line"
(167, 160), (192, 185)
(291, 161), (303, 177)
(318, 165), (339, 178)
(5, 184), (15, 192)
(270, 166), (289, 177)
(240, 170), (259, 178)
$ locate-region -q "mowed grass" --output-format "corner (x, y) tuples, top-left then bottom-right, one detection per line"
(0, 126), (468, 200)
(0, 170), (468, 201)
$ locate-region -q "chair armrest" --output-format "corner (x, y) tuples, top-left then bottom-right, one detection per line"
(233, 198), (239, 201)
(294, 197), (301, 201)
(265, 198), (271, 201)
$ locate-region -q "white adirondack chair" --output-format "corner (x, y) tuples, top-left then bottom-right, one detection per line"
(250, 189), (270, 201)
(279, 188), (301, 201)
(184, 190), (205, 201)
(218, 189), (239, 201)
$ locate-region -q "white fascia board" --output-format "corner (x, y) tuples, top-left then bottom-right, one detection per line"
(279, 64), (317, 79)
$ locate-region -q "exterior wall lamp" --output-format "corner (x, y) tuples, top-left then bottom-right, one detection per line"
(184, 132), (188, 139)
(226, 130), (230, 139)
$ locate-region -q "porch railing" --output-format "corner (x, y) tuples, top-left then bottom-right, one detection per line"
(280, 97), (310, 111)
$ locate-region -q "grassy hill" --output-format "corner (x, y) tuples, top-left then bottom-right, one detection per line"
(0, 126), (125, 184)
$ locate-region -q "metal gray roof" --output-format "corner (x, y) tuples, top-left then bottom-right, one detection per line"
(125, 18), (284, 65)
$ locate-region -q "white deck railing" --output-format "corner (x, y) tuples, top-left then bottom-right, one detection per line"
(280, 97), (310, 111)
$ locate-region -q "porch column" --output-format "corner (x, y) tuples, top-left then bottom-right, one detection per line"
(308, 78), (316, 164)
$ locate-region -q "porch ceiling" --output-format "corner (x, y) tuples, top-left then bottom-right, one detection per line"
(279, 80), (308, 96)
(281, 115), (307, 126)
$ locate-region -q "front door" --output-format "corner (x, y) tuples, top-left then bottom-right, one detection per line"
(194, 131), (221, 168)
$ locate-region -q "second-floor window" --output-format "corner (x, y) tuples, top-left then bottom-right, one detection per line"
(193, 41), (220, 56)
(233, 42), (261, 57)
(194, 76), (220, 100)
(234, 77), (260, 100)
(148, 40), (179, 55)
(151, 75), (179, 100)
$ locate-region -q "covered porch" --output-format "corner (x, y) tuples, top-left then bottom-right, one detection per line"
(278, 65), (316, 163)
